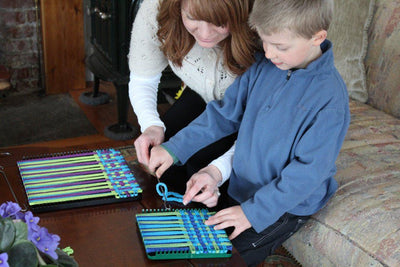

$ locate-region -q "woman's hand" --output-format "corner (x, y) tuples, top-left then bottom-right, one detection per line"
(134, 126), (164, 165)
(183, 165), (222, 207)
(205, 205), (251, 239)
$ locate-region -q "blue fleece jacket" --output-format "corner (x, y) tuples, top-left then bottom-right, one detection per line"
(163, 40), (350, 233)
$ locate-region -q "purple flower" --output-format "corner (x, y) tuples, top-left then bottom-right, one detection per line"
(24, 211), (40, 232)
(0, 202), (21, 219)
(0, 253), (9, 267)
(29, 227), (60, 259)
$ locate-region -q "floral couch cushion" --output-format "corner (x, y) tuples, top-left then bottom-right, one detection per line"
(364, 0), (400, 119)
(283, 100), (400, 266)
(328, 0), (375, 103)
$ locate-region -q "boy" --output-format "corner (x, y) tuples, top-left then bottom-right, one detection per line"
(148, 0), (350, 265)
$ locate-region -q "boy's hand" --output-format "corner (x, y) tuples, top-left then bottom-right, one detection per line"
(134, 126), (164, 165)
(148, 145), (173, 178)
(183, 165), (222, 206)
(205, 205), (251, 240)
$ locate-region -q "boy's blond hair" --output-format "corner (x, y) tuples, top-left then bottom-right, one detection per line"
(249, 0), (334, 39)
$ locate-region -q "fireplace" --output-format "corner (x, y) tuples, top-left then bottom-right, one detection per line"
(83, 0), (180, 140)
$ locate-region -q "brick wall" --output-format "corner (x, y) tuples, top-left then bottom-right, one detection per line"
(0, 0), (42, 96)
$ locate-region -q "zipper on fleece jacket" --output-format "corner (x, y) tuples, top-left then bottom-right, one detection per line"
(286, 69), (293, 80)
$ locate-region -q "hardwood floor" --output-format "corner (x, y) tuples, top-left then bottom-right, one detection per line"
(70, 81), (170, 135)
(69, 81), (138, 135)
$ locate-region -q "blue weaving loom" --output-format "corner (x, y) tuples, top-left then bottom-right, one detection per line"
(136, 208), (232, 260)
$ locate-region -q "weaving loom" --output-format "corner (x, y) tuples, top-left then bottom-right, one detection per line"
(136, 209), (232, 260)
(17, 148), (142, 212)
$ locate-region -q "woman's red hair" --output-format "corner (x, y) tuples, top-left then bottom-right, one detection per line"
(157, 0), (258, 75)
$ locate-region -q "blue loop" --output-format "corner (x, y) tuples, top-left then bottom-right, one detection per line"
(156, 182), (168, 196)
(156, 182), (185, 203)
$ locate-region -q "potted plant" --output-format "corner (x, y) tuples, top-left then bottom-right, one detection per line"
(0, 202), (78, 267)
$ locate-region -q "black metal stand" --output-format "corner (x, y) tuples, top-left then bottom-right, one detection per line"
(79, 76), (110, 106)
(84, 49), (137, 141)
(103, 82), (137, 140)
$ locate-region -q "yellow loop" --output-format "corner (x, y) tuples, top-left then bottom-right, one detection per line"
(174, 84), (185, 100)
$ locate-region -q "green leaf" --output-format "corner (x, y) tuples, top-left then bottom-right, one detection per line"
(39, 249), (79, 267)
(14, 220), (28, 242)
(7, 240), (38, 267)
(0, 218), (16, 251)
(55, 249), (79, 267)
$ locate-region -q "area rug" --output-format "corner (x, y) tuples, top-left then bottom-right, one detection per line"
(0, 93), (97, 147)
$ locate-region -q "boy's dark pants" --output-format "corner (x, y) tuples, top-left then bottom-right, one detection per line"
(160, 87), (236, 194)
(220, 195), (310, 267)
(232, 213), (309, 266)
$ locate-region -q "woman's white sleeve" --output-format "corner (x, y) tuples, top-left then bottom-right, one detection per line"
(128, 72), (165, 133)
(209, 143), (235, 186)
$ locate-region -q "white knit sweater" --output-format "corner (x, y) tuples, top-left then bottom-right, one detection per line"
(128, 0), (237, 184)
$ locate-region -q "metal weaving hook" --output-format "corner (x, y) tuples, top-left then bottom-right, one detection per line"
(0, 166), (28, 212)
(156, 182), (185, 208)
(0, 152), (12, 157)
(155, 179), (171, 210)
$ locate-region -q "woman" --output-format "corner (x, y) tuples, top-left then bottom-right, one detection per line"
(128, 0), (259, 191)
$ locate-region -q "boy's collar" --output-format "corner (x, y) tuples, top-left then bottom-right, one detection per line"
(303, 39), (333, 71)
(320, 39), (330, 53)
(286, 39), (333, 76)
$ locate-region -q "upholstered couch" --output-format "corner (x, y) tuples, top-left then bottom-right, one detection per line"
(283, 0), (400, 266)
